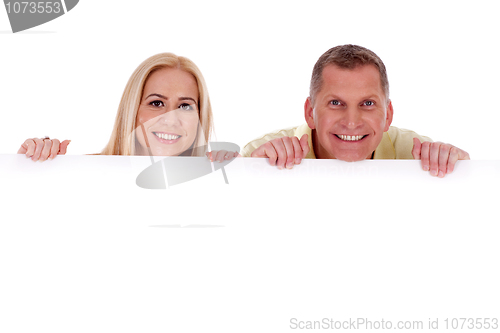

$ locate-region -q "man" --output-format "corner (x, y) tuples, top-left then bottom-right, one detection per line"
(241, 44), (469, 177)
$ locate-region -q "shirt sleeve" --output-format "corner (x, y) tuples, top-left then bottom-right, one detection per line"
(388, 127), (432, 159)
(240, 127), (300, 157)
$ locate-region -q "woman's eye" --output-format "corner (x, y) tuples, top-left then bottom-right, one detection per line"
(179, 103), (194, 111)
(150, 100), (164, 107)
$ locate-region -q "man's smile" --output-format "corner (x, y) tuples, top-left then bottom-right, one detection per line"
(334, 134), (368, 142)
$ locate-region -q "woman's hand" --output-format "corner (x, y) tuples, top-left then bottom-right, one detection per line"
(18, 137), (71, 162)
(206, 150), (240, 162)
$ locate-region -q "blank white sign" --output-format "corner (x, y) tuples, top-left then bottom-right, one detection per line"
(1, 155), (498, 332)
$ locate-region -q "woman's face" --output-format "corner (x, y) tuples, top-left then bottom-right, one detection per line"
(135, 67), (200, 156)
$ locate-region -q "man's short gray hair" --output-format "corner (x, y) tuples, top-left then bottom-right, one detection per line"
(309, 44), (390, 104)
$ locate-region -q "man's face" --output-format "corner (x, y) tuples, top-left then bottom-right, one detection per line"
(305, 64), (393, 161)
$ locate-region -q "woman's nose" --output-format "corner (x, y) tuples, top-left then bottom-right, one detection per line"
(158, 108), (182, 125)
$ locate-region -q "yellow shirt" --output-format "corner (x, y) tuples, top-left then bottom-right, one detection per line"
(241, 124), (432, 159)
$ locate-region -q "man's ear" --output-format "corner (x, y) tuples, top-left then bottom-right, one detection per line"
(384, 100), (394, 132)
(304, 97), (316, 129)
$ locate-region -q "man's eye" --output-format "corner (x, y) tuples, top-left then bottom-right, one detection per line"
(150, 100), (164, 107)
(363, 101), (374, 106)
(179, 103), (194, 111)
(330, 100), (341, 106)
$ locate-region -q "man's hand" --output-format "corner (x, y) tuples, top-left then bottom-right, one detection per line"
(250, 134), (309, 169)
(412, 138), (470, 177)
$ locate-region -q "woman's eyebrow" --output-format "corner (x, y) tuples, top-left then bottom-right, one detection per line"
(144, 94), (196, 104)
(144, 93), (167, 100)
(179, 97), (197, 104)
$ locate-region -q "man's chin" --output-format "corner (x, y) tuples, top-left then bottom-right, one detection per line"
(333, 151), (372, 162)
(338, 157), (364, 162)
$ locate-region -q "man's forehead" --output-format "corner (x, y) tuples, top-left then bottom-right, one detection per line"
(321, 64), (381, 85)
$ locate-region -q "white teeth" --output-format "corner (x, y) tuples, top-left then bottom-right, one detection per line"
(154, 133), (180, 140)
(337, 134), (365, 141)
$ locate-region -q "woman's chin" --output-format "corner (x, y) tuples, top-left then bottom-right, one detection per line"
(151, 148), (184, 157)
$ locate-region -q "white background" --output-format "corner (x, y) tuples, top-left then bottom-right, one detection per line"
(1, 1), (499, 333)
(0, 0), (499, 158)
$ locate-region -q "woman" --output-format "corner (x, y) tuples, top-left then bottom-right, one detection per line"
(18, 53), (237, 162)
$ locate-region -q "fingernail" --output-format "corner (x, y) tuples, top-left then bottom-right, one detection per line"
(431, 170), (437, 176)
(423, 165), (429, 171)
(438, 171), (444, 178)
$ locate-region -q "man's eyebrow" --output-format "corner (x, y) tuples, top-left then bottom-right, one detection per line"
(362, 94), (380, 100)
(324, 94), (344, 101)
(324, 94), (381, 102)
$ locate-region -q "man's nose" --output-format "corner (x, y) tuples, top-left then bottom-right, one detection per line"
(341, 107), (363, 128)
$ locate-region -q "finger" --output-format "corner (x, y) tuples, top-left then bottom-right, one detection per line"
(428, 142), (441, 177)
(206, 151), (213, 161)
(18, 139), (34, 155)
(17, 145), (27, 154)
(39, 138), (53, 162)
(437, 144), (451, 177)
(270, 139), (288, 169)
(447, 146), (460, 174)
(215, 150), (227, 163)
(420, 141), (431, 172)
(26, 139), (37, 157)
(207, 150), (227, 162)
(281, 137), (295, 169)
(224, 151), (237, 160)
(48, 139), (61, 160)
(220, 151), (235, 161)
(458, 149), (470, 160)
(251, 142), (278, 166)
(291, 136), (303, 165)
(31, 138), (45, 161)
(58, 140), (71, 155)
(412, 137), (422, 160)
(300, 134), (310, 157)
(211, 150), (220, 162)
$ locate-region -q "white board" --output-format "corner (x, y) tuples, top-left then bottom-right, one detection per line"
(1, 155), (499, 332)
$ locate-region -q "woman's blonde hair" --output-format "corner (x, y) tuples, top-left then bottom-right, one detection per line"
(100, 53), (213, 156)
